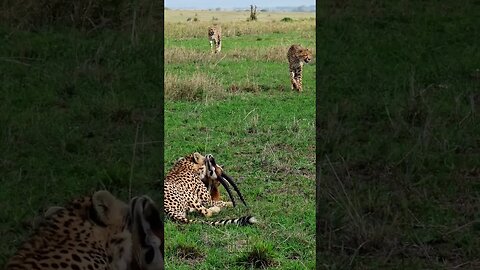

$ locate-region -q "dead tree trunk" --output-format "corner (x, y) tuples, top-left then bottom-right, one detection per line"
(249, 5), (257, 21)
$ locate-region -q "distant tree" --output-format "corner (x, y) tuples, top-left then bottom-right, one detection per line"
(249, 5), (257, 21)
(215, 7), (221, 11)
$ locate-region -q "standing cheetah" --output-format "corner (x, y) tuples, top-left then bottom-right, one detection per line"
(287, 44), (312, 92)
(208, 25), (222, 53)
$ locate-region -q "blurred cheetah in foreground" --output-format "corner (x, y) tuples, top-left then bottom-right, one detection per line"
(164, 152), (256, 226)
(6, 191), (164, 270)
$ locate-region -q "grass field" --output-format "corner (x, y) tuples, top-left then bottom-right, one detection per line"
(164, 10), (316, 269)
(317, 1), (480, 269)
(165, 9), (315, 23)
(0, 27), (162, 265)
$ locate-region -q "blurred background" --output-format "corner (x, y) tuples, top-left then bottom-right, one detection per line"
(0, 0), (163, 265)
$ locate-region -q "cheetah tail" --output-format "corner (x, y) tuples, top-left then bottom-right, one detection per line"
(168, 212), (257, 226)
(202, 216), (257, 226)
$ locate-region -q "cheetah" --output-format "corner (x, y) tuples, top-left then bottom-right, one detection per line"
(287, 44), (312, 92)
(164, 152), (256, 226)
(208, 25), (222, 53)
(6, 191), (164, 270)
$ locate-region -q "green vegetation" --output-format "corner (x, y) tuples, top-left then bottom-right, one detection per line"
(317, 1), (480, 268)
(0, 16), (162, 268)
(165, 11), (316, 269)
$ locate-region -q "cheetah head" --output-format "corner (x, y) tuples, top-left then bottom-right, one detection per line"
(174, 152), (207, 177)
(300, 48), (312, 64)
(190, 152), (207, 177)
(208, 27), (215, 37)
(204, 154), (248, 207)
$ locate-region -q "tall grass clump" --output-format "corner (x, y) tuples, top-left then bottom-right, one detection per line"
(165, 73), (226, 101)
(236, 245), (276, 269)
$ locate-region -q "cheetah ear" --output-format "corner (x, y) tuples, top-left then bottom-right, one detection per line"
(92, 190), (118, 225)
(192, 152), (204, 164)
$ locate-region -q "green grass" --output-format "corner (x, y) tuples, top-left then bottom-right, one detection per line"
(165, 12), (316, 269)
(317, 1), (480, 268)
(0, 27), (162, 266)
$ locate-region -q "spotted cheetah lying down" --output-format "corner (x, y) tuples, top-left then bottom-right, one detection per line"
(164, 152), (256, 226)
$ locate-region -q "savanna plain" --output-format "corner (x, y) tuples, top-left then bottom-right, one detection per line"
(164, 9), (316, 269)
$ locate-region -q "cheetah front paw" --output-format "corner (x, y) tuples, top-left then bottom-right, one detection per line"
(225, 202), (234, 208)
(208, 206), (221, 214)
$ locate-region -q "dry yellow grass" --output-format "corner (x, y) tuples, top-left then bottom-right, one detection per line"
(165, 10), (315, 23)
(165, 46), (316, 64)
(164, 72), (226, 101)
(165, 18), (315, 39)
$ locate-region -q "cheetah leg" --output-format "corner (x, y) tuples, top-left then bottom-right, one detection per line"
(210, 40), (215, 53)
(211, 200), (233, 208)
(290, 71), (296, 90)
(294, 69), (303, 92)
(296, 74), (303, 92)
(217, 39), (221, 53)
(190, 199), (216, 217)
(168, 210), (194, 224)
(198, 201), (232, 215)
(188, 205), (218, 213)
(208, 206), (221, 214)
